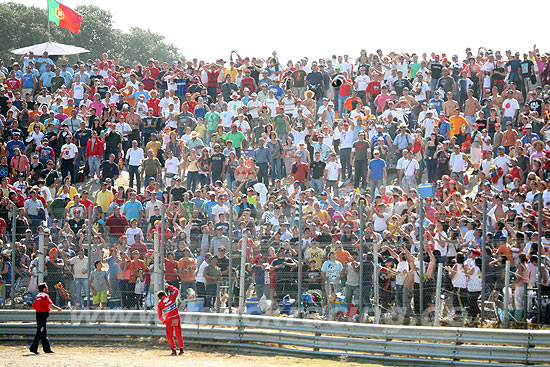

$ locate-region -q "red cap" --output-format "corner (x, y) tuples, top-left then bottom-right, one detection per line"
(185, 93), (191, 97)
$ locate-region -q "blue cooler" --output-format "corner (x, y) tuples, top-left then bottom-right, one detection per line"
(246, 297), (262, 315)
(418, 183), (435, 198)
(186, 298), (204, 312)
(279, 295), (296, 315)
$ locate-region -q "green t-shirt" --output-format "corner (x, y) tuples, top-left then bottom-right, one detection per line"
(49, 198), (67, 219)
(274, 114), (288, 136)
(408, 62), (421, 80)
(205, 111), (221, 131)
(51, 75), (66, 92)
(204, 264), (221, 285)
(142, 157), (161, 176)
(224, 131), (246, 149)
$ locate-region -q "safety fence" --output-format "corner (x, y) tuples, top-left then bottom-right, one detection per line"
(0, 310), (549, 366)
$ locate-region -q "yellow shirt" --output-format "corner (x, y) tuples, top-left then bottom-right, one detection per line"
(96, 190), (114, 213)
(56, 186), (78, 200)
(63, 106), (75, 116)
(223, 68), (238, 82)
(146, 141), (162, 157)
(306, 247), (324, 269)
(195, 124), (206, 138)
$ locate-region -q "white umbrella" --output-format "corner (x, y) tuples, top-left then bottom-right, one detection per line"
(11, 41), (89, 56)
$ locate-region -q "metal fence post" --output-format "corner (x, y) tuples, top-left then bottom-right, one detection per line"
(419, 198), (424, 325)
(434, 262), (443, 327)
(297, 202), (303, 317)
(238, 233), (247, 314)
(503, 261), (510, 329)
(374, 239), (380, 324)
(481, 197), (487, 324)
(537, 193), (542, 324)
(10, 206), (16, 308)
(359, 201), (364, 317)
(153, 231), (160, 312)
(38, 233), (44, 285)
(87, 205), (93, 309)
(228, 199), (233, 313)
(160, 205), (166, 284)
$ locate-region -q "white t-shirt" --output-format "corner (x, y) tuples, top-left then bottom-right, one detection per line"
(70, 256), (88, 279)
(326, 161), (342, 181)
(264, 98), (279, 117)
(421, 118), (436, 137)
(450, 152), (467, 173)
(433, 231), (448, 257)
(165, 157), (180, 175)
(61, 143), (78, 160)
(413, 81), (430, 101)
(396, 158), (419, 177)
(502, 98), (519, 117)
(355, 75), (370, 91)
(373, 211), (390, 232)
(395, 260), (408, 285)
(247, 100), (262, 118)
(126, 147), (145, 166)
(159, 97), (174, 114)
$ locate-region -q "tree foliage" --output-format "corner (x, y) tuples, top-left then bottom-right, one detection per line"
(0, 2), (183, 65)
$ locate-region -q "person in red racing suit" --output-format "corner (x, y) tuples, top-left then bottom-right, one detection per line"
(157, 283), (184, 355)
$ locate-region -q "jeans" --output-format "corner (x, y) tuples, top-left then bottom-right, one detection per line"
(89, 156), (100, 178)
(257, 162), (269, 187)
(60, 158), (75, 184)
(205, 283), (218, 310)
(401, 175), (416, 193)
(180, 280), (196, 294)
(353, 159), (368, 189)
(119, 279), (130, 309)
(186, 171), (199, 192)
(344, 284), (359, 305)
(310, 178), (324, 194)
(110, 278), (120, 301)
(326, 179), (339, 197)
(395, 284), (403, 309)
(74, 278), (89, 308)
(75, 148), (86, 179)
(403, 286), (414, 316)
(271, 157), (282, 185)
(196, 281), (206, 306)
(255, 283), (268, 299)
(430, 78), (438, 94)
(337, 94), (348, 117)
(369, 178), (383, 198)
(339, 148), (352, 180)
(128, 165), (141, 193)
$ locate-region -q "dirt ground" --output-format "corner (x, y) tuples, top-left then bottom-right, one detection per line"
(0, 340), (384, 367)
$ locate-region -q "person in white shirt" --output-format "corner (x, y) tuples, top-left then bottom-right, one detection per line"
(339, 122), (355, 183)
(501, 90), (520, 123)
(247, 93), (262, 124)
(325, 152), (342, 195)
(158, 90), (174, 115)
(60, 135), (79, 184)
(164, 150), (180, 187)
(420, 110), (437, 138)
(396, 150), (419, 192)
(126, 140), (145, 194)
(449, 144), (472, 184)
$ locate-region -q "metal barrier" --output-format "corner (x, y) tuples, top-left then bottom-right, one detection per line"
(1, 310), (549, 366)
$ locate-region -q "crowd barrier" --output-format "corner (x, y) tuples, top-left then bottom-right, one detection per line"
(0, 310), (549, 366)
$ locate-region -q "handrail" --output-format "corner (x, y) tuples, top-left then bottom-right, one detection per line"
(0, 310), (548, 366)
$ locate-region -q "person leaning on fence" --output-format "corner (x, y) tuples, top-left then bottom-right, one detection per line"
(157, 283), (184, 356)
(29, 283), (61, 354)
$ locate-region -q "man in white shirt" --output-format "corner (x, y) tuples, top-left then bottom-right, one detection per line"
(396, 150), (419, 192)
(264, 90), (280, 117)
(339, 122), (355, 184)
(126, 140), (145, 194)
(163, 150), (180, 187)
(354, 67), (370, 104)
(158, 90), (174, 115)
(60, 135), (79, 184)
(324, 152), (342, 196)
(449, 144), (472, 184)
(420, 110), (437, 138)
(501, 90), (519, 124)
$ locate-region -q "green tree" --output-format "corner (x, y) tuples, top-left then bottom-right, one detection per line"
(0, 2), (183, 65)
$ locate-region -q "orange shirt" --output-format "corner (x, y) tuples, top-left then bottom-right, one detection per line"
(449, 115), (467, 137)
(177, 257), (196, 282)
(335, 249), (352, 266)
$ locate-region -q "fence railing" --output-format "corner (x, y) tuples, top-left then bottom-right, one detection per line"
(1, 310), (549, 366)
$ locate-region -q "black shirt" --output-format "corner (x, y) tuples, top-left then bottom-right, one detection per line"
(169, 187), (185, 202)
(210, 153), (226, 175)
(104, 131), (122, 150)
(100, 161), (119, 180)
(310, 160), (326, 179)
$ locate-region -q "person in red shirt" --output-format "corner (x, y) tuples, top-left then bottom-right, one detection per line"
(291, 155), (310, 190)
(146, 90), (160, 116)
(164, 252), (179, 288)
(206, 63), (221, 100)
(127, 250), (146, 309)
(157, 283), (184, 356)
(29, 283), (61, 354)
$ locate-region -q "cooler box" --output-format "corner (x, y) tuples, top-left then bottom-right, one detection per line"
(418, 183), (435, 198)
(186, 298), (204, 312)
(246, 297), (262, 315)
(107, 298), (121, 309)
(279, 295), (296, 315)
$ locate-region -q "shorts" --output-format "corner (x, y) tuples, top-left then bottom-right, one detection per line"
(93, 290), (108, 305)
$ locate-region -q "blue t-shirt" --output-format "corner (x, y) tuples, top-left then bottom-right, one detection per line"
(6, 140), (26, 158)
(252, 264), (265, 284)
(21, 73), (34, 89)
(122, 201), (143, 222)
(368, 159), (386, 180)
(40, 71), (55, 87)
(132, 90), (150, 102)
(439, 120), (451, 139)
(106, 256), (119, 279)
(37, 57), (54, 74)
(429, 98), (443, 115)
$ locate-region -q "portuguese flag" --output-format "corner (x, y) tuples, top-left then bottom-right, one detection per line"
(47, 0), (82, 34)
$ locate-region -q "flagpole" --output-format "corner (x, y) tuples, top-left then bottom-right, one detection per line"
(47, 0), (51, 42)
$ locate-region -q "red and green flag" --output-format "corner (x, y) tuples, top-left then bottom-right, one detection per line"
(47, 0), (82, 34)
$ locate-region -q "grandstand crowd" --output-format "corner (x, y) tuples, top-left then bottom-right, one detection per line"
(0, 46), (549, 323)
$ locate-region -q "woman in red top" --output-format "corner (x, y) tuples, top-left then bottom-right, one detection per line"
(29, 283), (61, 354)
